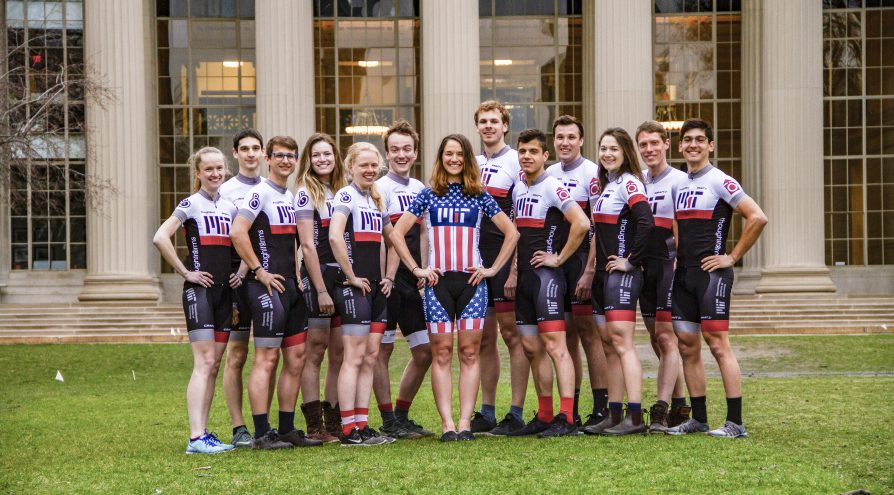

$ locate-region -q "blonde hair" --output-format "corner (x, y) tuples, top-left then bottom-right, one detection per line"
(296, 133), (347, 209)
(189, 147), (226, 192)
(344, 142), (385, 211)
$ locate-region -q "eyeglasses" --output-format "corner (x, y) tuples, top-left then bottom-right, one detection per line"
(681, 136), (709, 145)
(271, 152), (298, 161)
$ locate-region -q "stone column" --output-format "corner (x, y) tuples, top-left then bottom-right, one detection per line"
(754, 0), (836, 293)
(79, 0), (160, 301)
(421, 0), (480, 177)
(255, 1), (315, 149)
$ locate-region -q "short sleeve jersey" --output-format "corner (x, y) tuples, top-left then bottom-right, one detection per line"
(407, 182), (500, 273)
(590, 172), (649, 268)
(674, 164), (746, 267)
(476, 146), (520, 249)
(513, 174), (576, 272)
(172, 190), (238, 283)
(643, 165), (688, 261)
(377, 171), (426, 268)
(219, 173), (262, 268)
(237, 179), (297, 279)
(294, 184), (336, 264)
(546, 156), (601, 255)
(332, 183), (387, 281)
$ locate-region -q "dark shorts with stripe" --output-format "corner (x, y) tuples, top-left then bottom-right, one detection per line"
(230, 283), (252, 342)
(481, 246), (514, 313)
(183, 283), (232, 343)
(639, 257), (675, 322)
(333, 273), (387, 337)
(386, 268), (426, 337)
(602, 269), (644, 323)
(301, 264), (342, 329)
(562, 250), (594, 315)
(246, 278), (308, 348)
(515, 268), (566, 336)
(672, 266), (733, 333)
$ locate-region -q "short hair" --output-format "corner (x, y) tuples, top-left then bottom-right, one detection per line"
(680, 118), (714, 142)
(384, 119), (419, 151)
(474, 100), (510, 128)
(517, 128), (548, 152)
(597, 128), (645, 187)
(552, 114), (584, 138)
(430, 134), (483, 197)
(265, 135), (298, 156)
(232, 128), (263, 151)
(634, 120), (669, 142)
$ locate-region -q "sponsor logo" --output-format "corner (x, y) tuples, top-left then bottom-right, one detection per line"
(339, 192), (352, 204)
(723, 179), (740, 194)
(556, 187), (571, 202)
(589, 177), (600, 196)
(248, 193), (260, 210)
(178, 198), (190, 208)
(625, 181), (638, 194)
(296, 191), (309, 208)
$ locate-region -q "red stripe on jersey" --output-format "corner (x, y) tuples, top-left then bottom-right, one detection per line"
(354, 232), (382, 242)
(701, 320), (729, 332)
(576, 200), (588, 209)
(592, 213), (619, 224)
(654, 217), (673, 229)
(270, 225), (297, 234)
(676, 209), (714, 220)
(627, 194), (647, 207)
(516, 218), (546, 228)
(199, 236), (232, 246)
(486, 186), (510, 198)
(606, 310), (636, 322)
(321, 218), (331, 227)
(538, 320), (566, 333)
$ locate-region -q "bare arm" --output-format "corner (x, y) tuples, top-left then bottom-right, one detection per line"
(389, 211), (439, 286)
(231, 215), (284, 295)
(532, 204), (590, 268)
(297, 218), (333, 313)
(575, 221), (597, 301)
(329, 211), (370, 294)
(468, 212), (518, 286)
(153, 216), (213, 287)
(701, 195), (768, 272)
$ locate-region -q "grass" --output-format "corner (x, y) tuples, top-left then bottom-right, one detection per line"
(1, 334), (892, 494)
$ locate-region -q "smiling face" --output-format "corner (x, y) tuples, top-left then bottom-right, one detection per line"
(637, 131), (670, 170)
(233, 136), (263, 175)
(517, 140), (548, 179)
(197, 152), (226, 193)
(599, 135), (624, 174)
(553, 123), (583, 163)
(350, 149), (380, 190)
(310, 139), (336, 181)
(678, 127), (715, 169)
(441, 139), (464, 182)
(476, 109), (508, 148)
(385, 132), (417, 177)
(267, 144), (297, 182)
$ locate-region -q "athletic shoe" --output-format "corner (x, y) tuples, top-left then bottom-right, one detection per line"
(603, 415), (647, 436)
(381, 420), (422, 440)
(537, 414), (577, 438)
(666, 418), (709, 436)
(186, 431), (235, 454)
(231, 425), (253, 448)
(668, 404), (691, 427)
(470, 411), (497, 434)
(488, 413), (525, 436)
(648, 402), (670, 434)
(582, 414), (620, 435)
(507, 415), (551, 437)
(401, 418), (434, 438)
(251, 429), (293, 450)
(340, 428), (364, 447)
(707, 421), (749, 439)
(457, 430), (475, 441)
(278, 428), (323, 447)
(439, 431), (458, 442)
(583, 409), (608, 428)
(358, 426), (391, 445)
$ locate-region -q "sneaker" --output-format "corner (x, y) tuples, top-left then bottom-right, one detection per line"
(457, 430), (475, 441)
(582, 414), (620, 435)
(251, 429), (293, 450)
(648, 402), (670, 434)
(278, 428), (323, 447)
(340, 428), (364, 447)
(381, 420), (422, 440)
(488, 413), (525, 436)
(668, 404), (691, 427)
(666, 418), (709, 436)
(707, 420), (749, 439)
(358, 426), (391, 445)
(439, 431), (458, 442)
(507, 414), (551, 437)
(231, 425), (253, 448)
(537, 414), (577, 438)
(470, 411), (497, 434)
(186, 431), (235, 454)
(583, 409), (608, 428)
(603, 415), (647, 436)
(401, 418), (434, 438)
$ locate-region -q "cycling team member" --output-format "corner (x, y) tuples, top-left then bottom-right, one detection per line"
(471, 100), (530, 435)
(374, 120), (434, 439)
(634, 120), (690, 432)
(294, 133), (347, 443)
(504, 129), (588, 438)
(153, 147), (238, 454)
(231, 136), (321, 450)
(546, 115), (609, 427)
(584, 128), (655, 436)
(219, 128), (265, 448)
(329, 142), (395, 447)
(666, 118), (767, 439)
(389, 133), (518, 442)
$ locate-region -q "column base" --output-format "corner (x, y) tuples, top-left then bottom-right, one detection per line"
(78, 274), (161, 302)
(754, 266), (837, 294)
(732, 267), (762, 295)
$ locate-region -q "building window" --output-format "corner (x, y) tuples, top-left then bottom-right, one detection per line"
(155, 0), (256, 272)
(653, 0), (743, 251)
(478, 0), (583, 154)
(5, 0), (87, 270)
(313, 1), (421, 176)
(823, 2), (894, 266)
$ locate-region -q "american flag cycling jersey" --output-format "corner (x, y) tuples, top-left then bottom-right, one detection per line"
(546, 155), (601, 255)
(294, 184), (336, 264)
(332, 183), (388, 281)
(476, 146), (520, 249)
(172, 189), (237, 284)
(512, 173), (576, 272)
(407, 182), (501, 273)
(376, 171), (425, 268)
(237, 179), (297, 279)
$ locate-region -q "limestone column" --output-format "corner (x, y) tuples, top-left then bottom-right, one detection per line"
(421, 0), (480, 177)
(255, 1), (315, 148)
(586, 0), (653, 146)
(754, 0), (836, 293)
(79, 0), (160, 301)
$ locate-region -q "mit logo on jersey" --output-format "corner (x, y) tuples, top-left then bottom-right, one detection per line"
(237, 179), (298, 278)
(513, 174), (575, 271)
(173, 189), (238, 283)
(644, 165), (688, 260)
(377, 172), (425, 265)
(332, 183), (388, 280)
(476, 146), (520, 247)
(674, 165), (746, 267)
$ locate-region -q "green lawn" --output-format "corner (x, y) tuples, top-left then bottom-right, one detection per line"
(1, 335), (892, 494)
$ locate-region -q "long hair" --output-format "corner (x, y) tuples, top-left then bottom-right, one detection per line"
(296, 133), (346, 209)
(189, 146), (225, 192)
(597, 128), (644, 187)
(429, 134), (483, 197)
(343, 142), (385, 211)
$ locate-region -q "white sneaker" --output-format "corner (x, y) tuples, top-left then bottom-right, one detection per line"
(707, 420), (749, 438)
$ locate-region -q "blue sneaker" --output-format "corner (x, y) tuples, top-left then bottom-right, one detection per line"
(186, 431), (235, 454)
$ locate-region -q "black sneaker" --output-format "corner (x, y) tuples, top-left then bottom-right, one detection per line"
(340, 428), (364, 447)
(507, 414), (551, 437)
(583, 409), (608, 428)
(457, 430), (475, 441)
(278, 428), (323, 447)
(381, 420), (421, 439)
(358, 426), (392, 445)
(538, 413), (578, 438)
(488, 413), (525, 436)
(401, 418), (434, 438)
(439, 431), (459, 442)
(470, 411), (497, 434)
(251, 429), (293, 450)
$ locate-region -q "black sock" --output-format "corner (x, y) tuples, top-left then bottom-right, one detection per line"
(671, 397), (687, 409)
(691, 396), (708, 424)
(252, 413), (270, 438)
(380, 410), (396, 425)
(726, 397), (743, 425)
(593, 388), (609, 412)
(232, 425), (245, 436)
(573, 389), (580, 419)
(278, 410), (295, 434)
(656, 400), (668, 409)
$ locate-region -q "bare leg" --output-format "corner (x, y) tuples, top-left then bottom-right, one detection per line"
(372, 342), (394, 410)
(608, 321), (642, 404)
(300, 328), (329, 404)
(479, 311), (500, 408)
(223, 340), (248, 428)
(457, 330), (484, 432)
(323, 326), (343, 404)
(187, 340), (226, 438)
(396, 342), (432, 405)
(429, 333), (455, 433)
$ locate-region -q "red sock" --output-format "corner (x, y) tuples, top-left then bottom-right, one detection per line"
(355, 407), (369, 429)
(340, 410), (355, 436)
(395, 399), (412, 412)
(538, 395), (554, 422)
(378, 402), (393, 413)
(559, 397), (574, 423)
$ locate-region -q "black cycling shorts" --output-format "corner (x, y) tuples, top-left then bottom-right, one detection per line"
(183, 283), (232, 343)
(301, 264), (342, 330)
(640, 257), (675, 323)
(385, 269), (428, 346)
(332, 273), (387, 337)
(515, 268), (566, 336)
(562, 250), (594, 315)
(671, 266), (733, 333)
(603, 269), (643, 323)
(230, 283), (252, 342)
(481, 246), (514, 313)
(246, 278), (308, 348)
